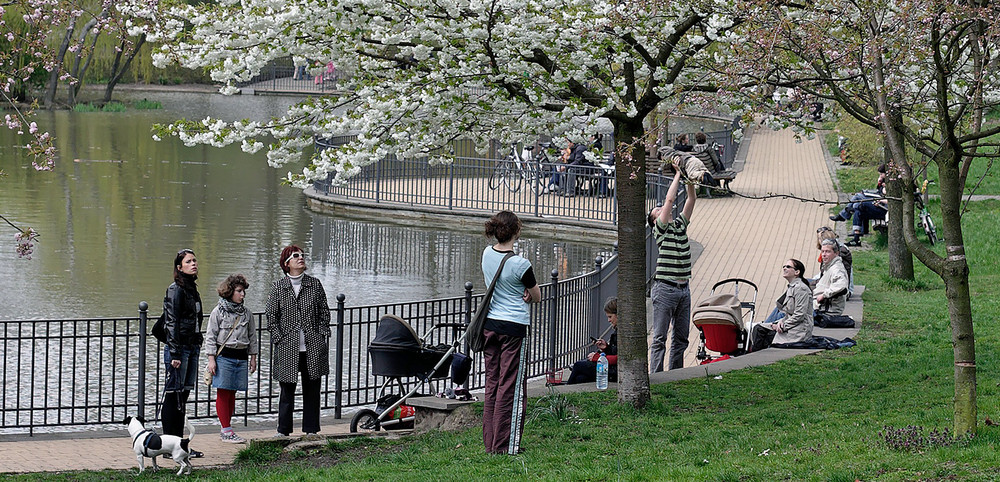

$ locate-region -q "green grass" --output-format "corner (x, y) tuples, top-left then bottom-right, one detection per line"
(72, 103), (100, 112)
(132, 99), (163, 110)
(101, 101), (126, 112)
(11, 202), (1000, 481)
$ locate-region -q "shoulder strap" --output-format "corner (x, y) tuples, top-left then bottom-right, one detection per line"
(215, 314), (241, 356)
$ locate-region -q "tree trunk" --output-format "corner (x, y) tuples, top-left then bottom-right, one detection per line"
(44, 18), (78, 109)
(104, 34), (146, 103)
(883, 141), (913, 280)
(936, 156), (976, 436)
(612, 120), (651, 410)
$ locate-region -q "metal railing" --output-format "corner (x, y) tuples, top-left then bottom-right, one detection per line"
(1, 251), (624, 434)
(235, 56), (348, 94)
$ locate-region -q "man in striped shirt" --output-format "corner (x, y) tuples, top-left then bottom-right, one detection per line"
(646, 161), (696, 372)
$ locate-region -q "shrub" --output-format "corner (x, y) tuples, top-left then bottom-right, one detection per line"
(132, 99), (162, 110)
(101, 102), (126, 112)
(72, 103), (100, 112)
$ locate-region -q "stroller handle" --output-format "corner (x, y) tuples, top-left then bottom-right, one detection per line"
(712, 278), (757, 291)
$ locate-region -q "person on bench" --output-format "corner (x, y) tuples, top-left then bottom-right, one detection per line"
(812, 239), (850, 316)
(749, 258), (813, 352)
(567, 297), (618, 385)
(692, 132), (726, 174)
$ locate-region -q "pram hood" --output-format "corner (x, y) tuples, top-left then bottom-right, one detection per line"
(692, 293), (743, 327)
(369, 314), (422, 350)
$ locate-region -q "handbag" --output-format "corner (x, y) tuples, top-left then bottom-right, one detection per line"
(468, 252), (515, 353)
(204, 314), (241, 387)
(151, 313), (167, 343)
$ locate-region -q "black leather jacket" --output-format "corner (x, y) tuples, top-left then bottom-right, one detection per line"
(163, 279), (203, 355)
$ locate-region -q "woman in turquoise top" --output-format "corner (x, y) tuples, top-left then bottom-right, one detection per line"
(480, 211), (541, 455)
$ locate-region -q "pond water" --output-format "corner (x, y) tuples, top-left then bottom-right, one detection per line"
(0, 90), (612, 319)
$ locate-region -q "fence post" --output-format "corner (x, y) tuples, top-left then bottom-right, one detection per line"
(548, 269), (559, 376)
(592, 256), (604, 337)
(335, 294), (345, 419)
(138, 301), (148, 420)
(448, 163), (455, 211)
(463, 282), (473, 389)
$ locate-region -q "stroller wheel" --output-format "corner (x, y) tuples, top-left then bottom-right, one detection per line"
(350, 409), (381, 433)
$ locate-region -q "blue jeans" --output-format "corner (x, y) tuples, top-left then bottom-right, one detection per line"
(164, 345), (200, 392)
(650, 281), (691, 372)
(763, 307), (786, 324)
(851, 201), (887, 235)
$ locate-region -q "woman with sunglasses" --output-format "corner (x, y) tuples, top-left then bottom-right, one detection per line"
(748, 259), (813, 352)
(162, 248), (204, 457)
(266, 245), (331, 437)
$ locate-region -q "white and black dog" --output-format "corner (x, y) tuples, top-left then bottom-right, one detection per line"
(122, 415), (195, 475)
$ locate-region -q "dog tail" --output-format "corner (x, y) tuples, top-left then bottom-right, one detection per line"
(184, 415), (195, 442)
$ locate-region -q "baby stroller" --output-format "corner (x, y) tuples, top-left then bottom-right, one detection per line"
(692, 278), (757, 364)
(350, 314), (470, 432)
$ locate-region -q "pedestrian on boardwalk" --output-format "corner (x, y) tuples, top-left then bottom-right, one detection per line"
(749, 259), (813, 351)
(266, 245), (331, 437)
(480, 211), (541, 455)
(204, 274), (258, 443)
(647, 160), (697, 372)
(162, 248), (204, 457)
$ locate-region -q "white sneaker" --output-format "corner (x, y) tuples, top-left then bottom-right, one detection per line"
(220, 431), (247, 443)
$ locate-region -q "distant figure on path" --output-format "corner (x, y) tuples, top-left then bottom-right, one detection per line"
(647, 161), (696, 372)
(267, 245), (331, 437)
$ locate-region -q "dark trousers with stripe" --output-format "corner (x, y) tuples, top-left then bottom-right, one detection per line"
(482, 329), (527, 455)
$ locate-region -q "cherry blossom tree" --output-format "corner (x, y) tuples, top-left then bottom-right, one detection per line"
(733, 0), (1000, 435)
(139, 0), (748, 408)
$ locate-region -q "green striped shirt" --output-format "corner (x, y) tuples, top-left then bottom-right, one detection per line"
(654, 213), (691, 282)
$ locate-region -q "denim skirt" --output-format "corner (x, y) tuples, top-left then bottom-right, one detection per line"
(212, 355), (248, 391)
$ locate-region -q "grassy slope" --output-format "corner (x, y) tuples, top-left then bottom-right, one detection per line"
(21, 201), (999, 481)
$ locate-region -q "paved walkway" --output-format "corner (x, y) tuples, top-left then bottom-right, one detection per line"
(0, 126), (850, 474)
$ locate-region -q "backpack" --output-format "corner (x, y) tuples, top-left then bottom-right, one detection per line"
(151, 313), (167, 343)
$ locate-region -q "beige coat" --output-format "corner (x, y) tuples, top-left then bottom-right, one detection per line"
(773, 278), (814, 345)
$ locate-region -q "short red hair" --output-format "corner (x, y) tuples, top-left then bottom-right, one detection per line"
(279, 244), (304, 274)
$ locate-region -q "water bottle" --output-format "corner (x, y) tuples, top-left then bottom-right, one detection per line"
(596, 352), (609, 390)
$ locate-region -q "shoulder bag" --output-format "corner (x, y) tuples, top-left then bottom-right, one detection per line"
(468, 252), (515, 353)
(204, 314), (241, 387)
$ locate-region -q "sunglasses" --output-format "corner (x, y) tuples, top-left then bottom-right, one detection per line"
(177, 248), (195, 256)
(816, 226), (832, 233)
(285, 252), (305, 264)
(782, 265), (795, 269)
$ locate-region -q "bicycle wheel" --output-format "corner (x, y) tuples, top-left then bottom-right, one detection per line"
(523, 160), (543, 194)
(923, 213), (937, 246)
(488, 160), (507, 190)
(350, 409), (381, 433)
(500, 159), (522, 192)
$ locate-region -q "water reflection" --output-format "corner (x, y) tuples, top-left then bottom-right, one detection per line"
(0, 91), (608, 319)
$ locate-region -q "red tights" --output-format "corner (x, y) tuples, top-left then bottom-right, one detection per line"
(216, 389), (236, 429)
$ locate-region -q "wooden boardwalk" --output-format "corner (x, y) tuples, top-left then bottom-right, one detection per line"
(675, 127), (837, 367)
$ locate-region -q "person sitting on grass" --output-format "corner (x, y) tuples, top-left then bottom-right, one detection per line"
(812, 239), (850, 316)
(567, 297), (618, 385)
(749, 259), (813, 352)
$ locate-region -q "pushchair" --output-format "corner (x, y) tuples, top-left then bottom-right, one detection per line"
(350, 314), (470, 432)
(692, 278), (757, 364)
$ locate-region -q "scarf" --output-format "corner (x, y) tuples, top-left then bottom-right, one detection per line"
(218, 297), (246, 316)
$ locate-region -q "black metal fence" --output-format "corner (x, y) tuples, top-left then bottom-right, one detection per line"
(0, 252), (621, 434)
(235, 56), (348, 94)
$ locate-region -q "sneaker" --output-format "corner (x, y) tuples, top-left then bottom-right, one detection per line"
(272, 432), (289, 439)
(189, 449), (204, 458)
(220, 431), (246, 444)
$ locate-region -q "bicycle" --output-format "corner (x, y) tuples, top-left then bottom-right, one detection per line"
(488, 142), (548, 193)
(915, 179), (938, 245)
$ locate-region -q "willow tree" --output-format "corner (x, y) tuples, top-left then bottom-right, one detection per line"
(140, 0), (747, 408)
(735, 0), (1000, 435)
